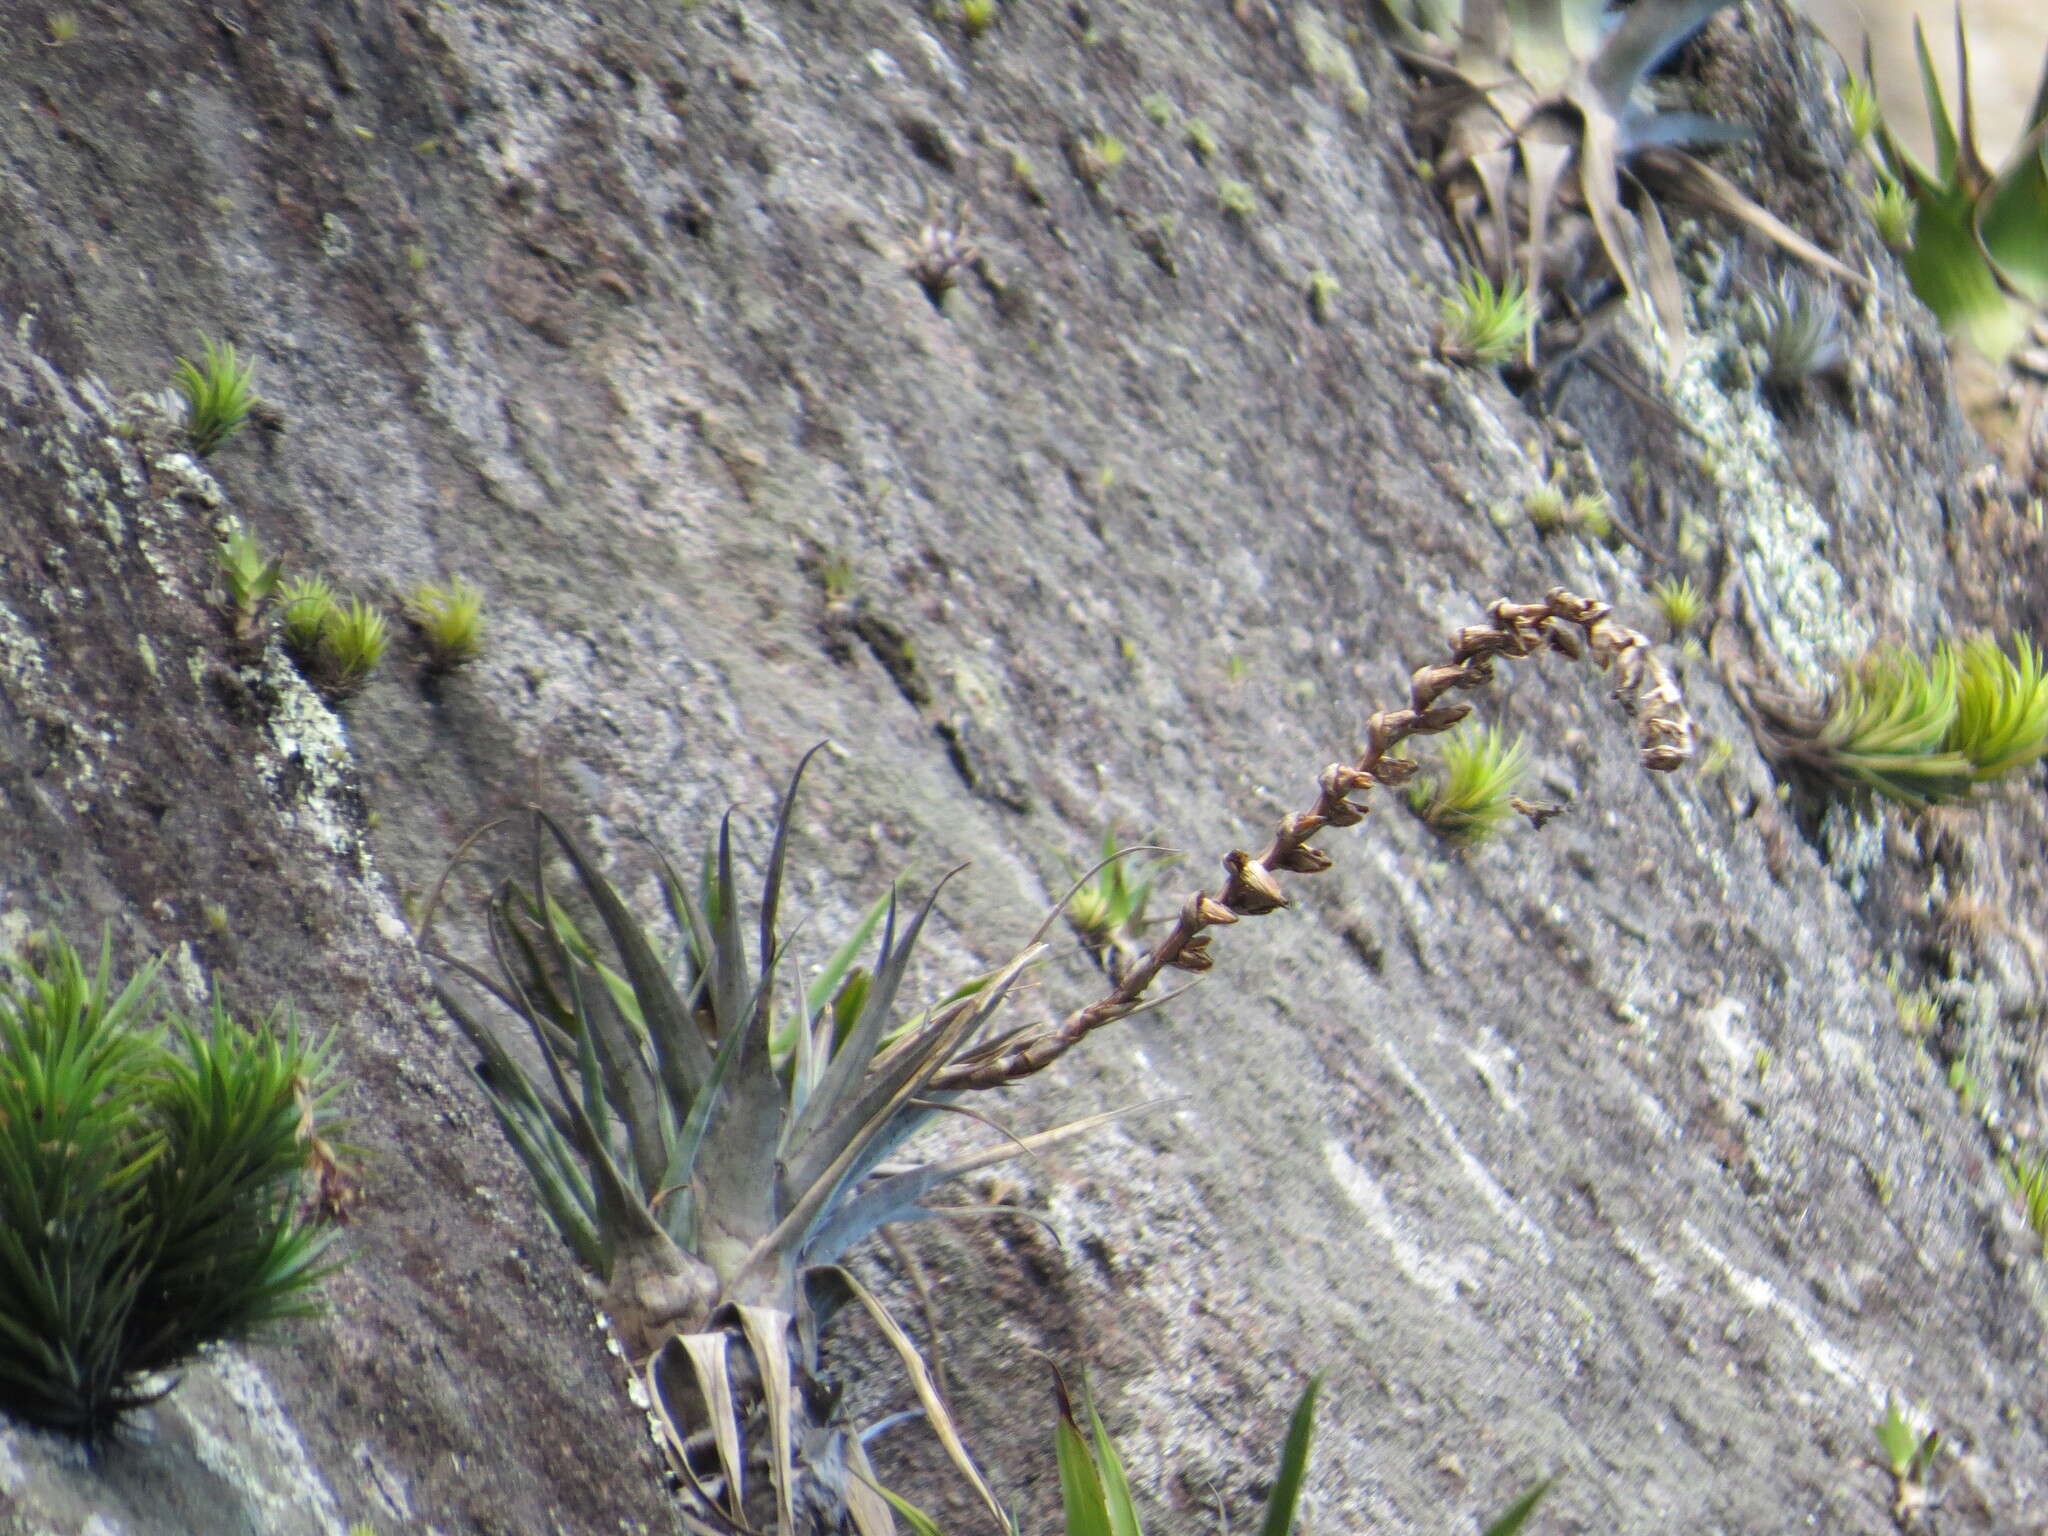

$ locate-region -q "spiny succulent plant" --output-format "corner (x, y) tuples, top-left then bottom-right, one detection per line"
(434, 591), (1689, 1534)
(1378, 0), (1860, 357)
(1751, 635), (2048, 806)
(429, 758), (1095, 1534)
(884, 1368), (1552, 1536)
(1863, 19), (2048, 363)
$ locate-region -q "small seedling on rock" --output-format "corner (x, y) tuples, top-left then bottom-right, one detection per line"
(1648, 575), (1705, 636)
(216, 524), (282, 642)
(1307, 269), (1340, 323)
(1757, 274), (1847, 392)
(1866, 178), (1913, 250)
(173, 337), (258, 457)
(1073, 131), (1126, 186)
(405, 576), (484, 671)
(283, 584), (390, 699)
(279, 575), (339, 658)
(1409, 723), (1531, 844)
(1438, 267), (1531, 367)
(1217, 179), (1256, 219)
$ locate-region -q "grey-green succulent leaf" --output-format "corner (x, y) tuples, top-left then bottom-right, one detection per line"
(1386, 0), (1861, 354)
(1868, 18), (2048, 358)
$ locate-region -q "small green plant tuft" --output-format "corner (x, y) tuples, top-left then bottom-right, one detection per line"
(0, 934), (343, 1436)
(1766, 636), (2048, 806)
(45, 10), (78, 44)
(1571, 492), (1615, 545)
(1756, 273), (1847, 392)
(1062, 832), (1178, 977)
(319, 598), (392, 697)
(279, 574), (340, 658)
(1524, 476), (1571, 534)
(172, 337), (258, 457)
(1648, 575), (1706, 636)
(1073, 131), (1126, 186)
(1873, 1397), (1941, 1524)
(1217, 179), (1257, 219)
(216, 523), (282, 643)
(1410, 723), (1531, 844)
(1185, 118), (1219, 161)
(2001, 1149), (2048, 1260)
(1839, 71), (1881, 143)
(1800, 646), (1971, 806)
(1140, 92), (1175, 127)
(1437, 267), (1532, 367)
(284, 586), (390, 699)
(405, 576), (485, 672)
(1865, 177), (1914, 251)
(1948, 634), (2048, 779)
(956, 0), (997, 37)
(819, 550), (858, 609)
(1306, 268), (1340, 324)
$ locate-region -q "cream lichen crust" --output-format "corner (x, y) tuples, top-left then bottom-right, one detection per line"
(1664, 291), (1873, 691)
(249, 645), (369, 865)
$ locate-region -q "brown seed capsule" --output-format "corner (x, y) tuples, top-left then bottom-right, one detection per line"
(1413, 703), (1473, 733)
(1322, 798), (1367, 827)
(1278, 811), (1327, 842)
(1369, 708), (1416, 740)
(1166, 936), (1214, 971)
(1192, 894), (1240, 926)
(1221, 850), (1289, 915)
(1321, 763), (1373, 797)
(1410, 663), (1467, 708)
(1274, 843), (1333, 874)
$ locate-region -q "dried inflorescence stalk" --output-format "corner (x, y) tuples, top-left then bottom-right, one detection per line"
(933, 588), (1693, 1092)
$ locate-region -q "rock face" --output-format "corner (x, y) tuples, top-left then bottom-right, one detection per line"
(1, 2), (2044, 1534)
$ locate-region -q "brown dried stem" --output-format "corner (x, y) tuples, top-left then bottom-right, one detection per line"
(931, 588), (1693, 1092)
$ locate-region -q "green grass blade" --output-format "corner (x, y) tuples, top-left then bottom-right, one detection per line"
(1257, 1374), (1323, 1536)
(1056, 1406), (1112, 1536)
(1086, 1399), (1143, 1536)
(874, 1484), (941, 1536)
(1480, 1477), (1554, 1536)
